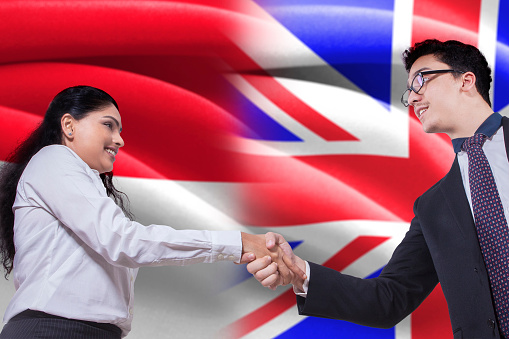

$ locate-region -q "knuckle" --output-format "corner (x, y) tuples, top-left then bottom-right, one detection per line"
(254, 271), (265, 281)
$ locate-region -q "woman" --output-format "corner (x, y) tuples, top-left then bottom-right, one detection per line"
(0, 85), (275, 338)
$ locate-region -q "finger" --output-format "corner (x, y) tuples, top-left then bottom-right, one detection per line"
(238, 252), (255, 264)
(265, 232), (277, 249)
(268, 275), (282, 290)
(260, 270), (280, 288)
(265, 232), (287, 250)
(274, 255), (291, 285)
(246, 256), (272, 275)
(253, 262), (279, 285)
(283, 254), (307, 281)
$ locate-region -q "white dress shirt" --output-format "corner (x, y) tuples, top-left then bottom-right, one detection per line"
(457, 126), (509, 222)
(3, 145), (242, 337)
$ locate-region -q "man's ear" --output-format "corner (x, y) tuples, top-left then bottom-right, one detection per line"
(61, 113), (75, 141)
(461, 72), (476, 92)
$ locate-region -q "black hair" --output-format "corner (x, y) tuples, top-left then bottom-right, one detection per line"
(402, 39), (492, 107)
(0, 85), (132, 277)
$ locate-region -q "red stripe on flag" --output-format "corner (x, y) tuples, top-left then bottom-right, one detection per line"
(412, 0), (482, 45)
(237, 117), (453, 226)
(0, 1), (243, 64)
(411, 284), (452, 339)
(0, 106), (41, 160)
(221, 236), (390, 338)
(321, 236), (391, 271)
(224, 44), (358, 142)
(243, 74), (359, 142)
(0, 62), (246, 182)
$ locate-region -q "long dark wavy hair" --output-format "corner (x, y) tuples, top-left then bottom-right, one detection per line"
(0, 85), (132, 277)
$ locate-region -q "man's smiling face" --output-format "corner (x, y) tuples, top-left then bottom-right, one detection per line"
(407, 54), (464, 136)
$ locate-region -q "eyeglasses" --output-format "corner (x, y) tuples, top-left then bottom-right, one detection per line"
(401, 69), (465, 107)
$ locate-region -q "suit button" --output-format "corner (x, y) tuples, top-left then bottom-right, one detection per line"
(487, 319), (495, 329)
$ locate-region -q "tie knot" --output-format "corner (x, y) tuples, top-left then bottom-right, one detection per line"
(462, 133), (487, 152)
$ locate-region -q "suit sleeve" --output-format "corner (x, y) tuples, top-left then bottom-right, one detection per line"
(296, 197), (439, 328)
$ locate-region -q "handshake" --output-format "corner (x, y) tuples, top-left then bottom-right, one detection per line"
(240, 232), (308, 291)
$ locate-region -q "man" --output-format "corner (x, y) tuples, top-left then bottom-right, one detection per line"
(247, 39), (509, 338)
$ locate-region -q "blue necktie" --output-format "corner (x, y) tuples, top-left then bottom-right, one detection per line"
(463, 133), (509, 336)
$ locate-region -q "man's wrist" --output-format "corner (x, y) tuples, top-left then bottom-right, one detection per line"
(293, 261), (310, 296)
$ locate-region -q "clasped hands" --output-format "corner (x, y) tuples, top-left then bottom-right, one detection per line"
(241, 232), (307, 290)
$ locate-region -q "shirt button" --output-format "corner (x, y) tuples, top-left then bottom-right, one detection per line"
(129, 308), (133, 316)
(228, 255), (235, 261)
(218, 254), (224, 260)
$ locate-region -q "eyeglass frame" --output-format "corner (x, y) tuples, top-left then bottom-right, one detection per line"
(401, 69), (465, 107)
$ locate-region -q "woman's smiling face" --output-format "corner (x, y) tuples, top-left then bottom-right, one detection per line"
(62, 104), (124, 173)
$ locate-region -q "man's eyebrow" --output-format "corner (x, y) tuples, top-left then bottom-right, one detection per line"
(103, 115), (122, 132)
(410, 67), (431, 78)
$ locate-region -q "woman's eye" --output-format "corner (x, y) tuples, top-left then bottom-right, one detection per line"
(105, 123), (113, 129)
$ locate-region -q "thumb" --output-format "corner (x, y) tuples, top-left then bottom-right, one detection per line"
(282, 254), (307, 281)
(266, 232), (286, 250)
(237, 252), (255, 265)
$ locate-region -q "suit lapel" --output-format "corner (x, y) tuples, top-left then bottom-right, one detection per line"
(439, 116), (509, 241)
(439, 157), (476, 240)
(503, 116), (509, 161)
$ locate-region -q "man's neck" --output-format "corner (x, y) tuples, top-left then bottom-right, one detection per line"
(446, 102), (494, 139)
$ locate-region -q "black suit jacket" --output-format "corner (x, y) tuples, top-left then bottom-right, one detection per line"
(297, 117), (509, 339)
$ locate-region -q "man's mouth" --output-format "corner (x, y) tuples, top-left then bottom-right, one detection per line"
(416, 106), (428, 119)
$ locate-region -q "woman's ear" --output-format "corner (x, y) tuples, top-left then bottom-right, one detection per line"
(61, 113), (75, 142)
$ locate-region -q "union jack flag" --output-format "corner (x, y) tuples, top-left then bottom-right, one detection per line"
(0, 1), (508, 338)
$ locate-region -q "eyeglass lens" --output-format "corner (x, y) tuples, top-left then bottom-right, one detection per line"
(401, 73), (424, 106)
(412, 73), (424, 92)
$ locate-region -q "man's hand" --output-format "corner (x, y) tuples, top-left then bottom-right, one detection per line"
(240, 232), (291, 284)
(247, 232), (307, 290)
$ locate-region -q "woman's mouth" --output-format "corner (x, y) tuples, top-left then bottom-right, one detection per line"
(105, 148), (117, 158)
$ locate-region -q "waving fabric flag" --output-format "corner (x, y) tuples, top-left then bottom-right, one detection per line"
(0, 1), (508, 338)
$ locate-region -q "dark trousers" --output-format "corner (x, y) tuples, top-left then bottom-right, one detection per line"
(0, 310), (122, 339)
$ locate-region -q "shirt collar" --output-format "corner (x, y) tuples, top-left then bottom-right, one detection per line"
(451, 112), (502, 153)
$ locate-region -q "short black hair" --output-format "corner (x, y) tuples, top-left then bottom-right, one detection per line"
(402, 39), (492, 107)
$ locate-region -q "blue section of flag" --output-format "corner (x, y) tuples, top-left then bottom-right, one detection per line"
(275, 266), (391, 338)
(275, 318), (395, 339)
(494, 1), (509, 112)
(234, 90), (302, 141)
(255, 0), (392, 9)
(254, 0), (394, 107)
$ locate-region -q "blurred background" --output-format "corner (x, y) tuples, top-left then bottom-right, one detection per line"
(0, 0), (508, 338)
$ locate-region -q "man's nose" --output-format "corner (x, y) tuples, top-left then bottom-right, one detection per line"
(408, 89), (422, 106)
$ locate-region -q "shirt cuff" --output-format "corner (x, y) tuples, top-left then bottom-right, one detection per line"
(293, 261), (310, 297)
(210, 230), (242, 263)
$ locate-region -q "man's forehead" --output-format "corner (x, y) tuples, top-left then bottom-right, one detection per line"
(409, 54), (446, 76)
